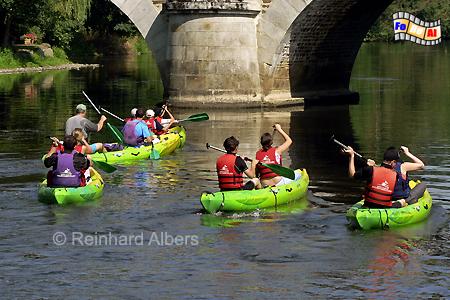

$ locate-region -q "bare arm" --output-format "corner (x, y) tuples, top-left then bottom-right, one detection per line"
(344, 146), (356, 177)
(273, 124), (292, 154)
(45, 146), (57, 159)
(162, 107), (175, 131)
(97, 115), (107, 132)
(400, 146), (425, 173)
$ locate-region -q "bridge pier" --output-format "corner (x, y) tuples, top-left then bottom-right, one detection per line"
(111, 0), (393, 107)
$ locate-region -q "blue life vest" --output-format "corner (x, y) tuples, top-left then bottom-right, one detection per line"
(392, 162), (411, 199)
(51, 151), (82, 187)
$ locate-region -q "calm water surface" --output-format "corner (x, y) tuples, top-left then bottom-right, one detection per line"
(0, 44), (448, 298)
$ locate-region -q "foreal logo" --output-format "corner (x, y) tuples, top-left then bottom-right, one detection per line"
(376, 180), (390, 192)
(57, 168), (75, 177)
(262, 155), (271, 163)
(393, 12), (441, 46)
(220, 165), (230, 174)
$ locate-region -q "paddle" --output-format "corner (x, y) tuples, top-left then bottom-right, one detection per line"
(149, 141), (160, 160)
(100, 107), (125, 123)
(206, 143), (296, 180)
(330, 135), (367, 161)
(92, 159), (117, 173)
(81, 91), (124, 144)
(177, 113), (209, 123)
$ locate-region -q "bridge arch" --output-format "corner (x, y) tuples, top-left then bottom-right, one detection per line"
(258, 0), (394, 103)
(108, 0), (395, 105)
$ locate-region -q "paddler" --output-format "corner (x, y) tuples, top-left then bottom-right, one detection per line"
(124, 108), (137, 123)
(65, 104), (107, 140)
(344, 146), (426, 208)
(152, 104), (176, 134)
(72, 128), (106, 154)
(253, 124), (301, 187)
(44, 135), (89, 187)
(122, 108), (155, 147)
(216, 136), (261, 191)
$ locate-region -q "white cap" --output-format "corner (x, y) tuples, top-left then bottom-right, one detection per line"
(131, 108), (137, 116)
(146, 109), (155, 117)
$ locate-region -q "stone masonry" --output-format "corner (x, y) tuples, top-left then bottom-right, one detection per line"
(109, 0), (394, 106)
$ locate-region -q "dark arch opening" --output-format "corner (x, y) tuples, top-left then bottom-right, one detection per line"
(288, 0), (393, 105)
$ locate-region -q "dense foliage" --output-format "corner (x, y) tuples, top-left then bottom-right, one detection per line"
(367, 0), (449, 41)
(0, 0), (447, 63)
(0, 0), (139, 51)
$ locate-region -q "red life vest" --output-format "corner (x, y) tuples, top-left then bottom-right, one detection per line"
(364, 166), (398, 207)
(124, 117), (135, 123)
(148, 116), (165, 135)
(74, 144), (83, 153)
(216, 154), (244, 190)
(255, 147), (281, 179)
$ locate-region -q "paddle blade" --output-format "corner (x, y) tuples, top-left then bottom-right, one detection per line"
(107, 123), (124, 144)
(149, 146), (160, 160)
(179, 113), (209, 123)
(92, 160), (117, 173)
(262, 163), (296, 180)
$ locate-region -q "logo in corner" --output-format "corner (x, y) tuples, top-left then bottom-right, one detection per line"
(393, 12), (441, 46)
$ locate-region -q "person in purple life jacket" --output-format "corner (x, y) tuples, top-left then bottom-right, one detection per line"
(122, 108), (155, 147)
(44, 135), (90, 187)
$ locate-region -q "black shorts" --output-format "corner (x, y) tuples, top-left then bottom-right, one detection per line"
(221, 180), (255, 192)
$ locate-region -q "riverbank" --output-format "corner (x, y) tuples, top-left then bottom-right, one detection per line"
(0, 63), (100, 75)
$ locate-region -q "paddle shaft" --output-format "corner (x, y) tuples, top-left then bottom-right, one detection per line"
(82, 90), (101, 115)
(331, 137), (364, 159)
(100, 107), (125, 122)
(205, 143), (256, 163)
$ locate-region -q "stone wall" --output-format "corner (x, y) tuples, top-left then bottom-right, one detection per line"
(167, 15), (262, 106)
(110, 0), (395, 106)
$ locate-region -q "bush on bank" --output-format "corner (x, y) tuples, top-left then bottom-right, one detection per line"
(0, 47), (70, 69)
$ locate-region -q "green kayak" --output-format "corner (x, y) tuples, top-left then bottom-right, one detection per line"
(38, 168), (104, 205)
(200, 169), (309, 213)
(346, 181), (432, 230)
(90, 126), (186, 164)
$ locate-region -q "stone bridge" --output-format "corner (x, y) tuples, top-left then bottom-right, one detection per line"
(110, 0), (393, 107)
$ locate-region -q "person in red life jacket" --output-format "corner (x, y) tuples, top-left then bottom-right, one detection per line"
(345, 146), (426, 208)
(71, 128), (106, 154)
(159, 104), (176, 129)
(253, 123), (301, 187)
(123, 108), (137, 123)
(44, 135), (89, 188)
(216, 136), (261, 191)
(122, 108), (155, 147)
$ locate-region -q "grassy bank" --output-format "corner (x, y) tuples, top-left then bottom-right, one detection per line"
(0, 48), (72, 69)
(0, 35), (149, 70)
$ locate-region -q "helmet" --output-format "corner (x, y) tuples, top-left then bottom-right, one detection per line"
(146, 109), (155, 117)
(131, 108), (137, 117)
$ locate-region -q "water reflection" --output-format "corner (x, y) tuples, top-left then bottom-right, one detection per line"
(0, 43), (449, 298)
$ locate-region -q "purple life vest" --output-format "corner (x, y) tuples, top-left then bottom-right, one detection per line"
(123, 120), (144, 146)
(51, 151), (82, 187)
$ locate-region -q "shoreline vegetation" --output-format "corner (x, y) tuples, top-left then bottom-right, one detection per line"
(0, 0), (447, 74)
(0, 63), (100, 75)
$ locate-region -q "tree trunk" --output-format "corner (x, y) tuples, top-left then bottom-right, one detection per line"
(2, 16), (12, 47)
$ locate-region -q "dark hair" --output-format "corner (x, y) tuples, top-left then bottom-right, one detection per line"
(383, 146), (400, 162)
(63, 135), (77, 151)
(154, 107), (163, 117)
(260, 133), (273, 151)
(223, 136), (239, 153)
(135, 108), (145, 118)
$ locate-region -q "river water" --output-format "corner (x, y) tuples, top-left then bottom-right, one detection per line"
(0, 43), (448, 298)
